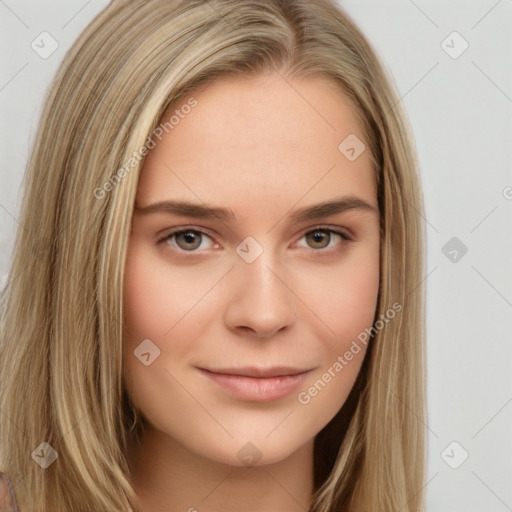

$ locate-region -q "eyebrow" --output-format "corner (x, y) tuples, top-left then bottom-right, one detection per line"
(134, 196), (378, 223)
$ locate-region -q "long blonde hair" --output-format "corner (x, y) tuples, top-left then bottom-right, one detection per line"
(0, 1), (426, 510)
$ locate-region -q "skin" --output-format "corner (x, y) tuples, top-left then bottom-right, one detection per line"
(123, 71), (380, 512)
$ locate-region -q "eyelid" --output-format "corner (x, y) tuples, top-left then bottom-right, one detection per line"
(298, 224), (353, 241)
(156, 225), (217, 249)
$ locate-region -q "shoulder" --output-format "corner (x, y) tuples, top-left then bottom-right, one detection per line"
(0, 472), (20, 511)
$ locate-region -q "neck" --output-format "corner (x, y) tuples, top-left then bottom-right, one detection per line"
(127, 426), (315, 512)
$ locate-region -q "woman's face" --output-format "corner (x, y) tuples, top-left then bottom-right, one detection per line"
(123, 72), (380, 467)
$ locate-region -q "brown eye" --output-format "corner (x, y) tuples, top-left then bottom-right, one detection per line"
(175, 230), (202, 250)
(298, 228), (351, 252)
(160, 229), (215, 252)
(306, 229), (332, 249)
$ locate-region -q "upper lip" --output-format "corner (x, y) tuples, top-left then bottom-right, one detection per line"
(200, 366), (311, 378)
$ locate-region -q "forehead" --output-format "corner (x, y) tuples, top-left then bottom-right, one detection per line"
(136, 72), (376, 212)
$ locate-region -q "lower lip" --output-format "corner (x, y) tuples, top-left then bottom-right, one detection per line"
(200, 369), (310, 402)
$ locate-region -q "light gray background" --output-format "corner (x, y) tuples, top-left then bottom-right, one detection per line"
(1, 1), (511, 511)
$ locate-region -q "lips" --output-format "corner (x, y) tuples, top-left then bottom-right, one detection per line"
(203, 366), (310, 378)
(198, 366), (312, 402)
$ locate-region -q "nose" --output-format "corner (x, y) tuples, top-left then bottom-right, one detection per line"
(223, 246), (296, 339)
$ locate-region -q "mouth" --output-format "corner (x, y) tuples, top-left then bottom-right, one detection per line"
(198, 366), (313, 402)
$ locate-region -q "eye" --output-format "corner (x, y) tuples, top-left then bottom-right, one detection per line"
(157, 226), (352, 255)
(297, 227), (352, 251)
(158, 229), (217, 252)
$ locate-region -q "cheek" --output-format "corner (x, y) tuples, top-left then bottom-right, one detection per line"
(122, 240), (226, 403)
(300, 242), (380, 347)
(123, 240), (215, 345)
(122, 242), (201, 425)
(122, 240), (187, 386)
(294, 244), (379, 413)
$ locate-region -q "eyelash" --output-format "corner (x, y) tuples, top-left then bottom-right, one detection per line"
(156, 225), (353, 256)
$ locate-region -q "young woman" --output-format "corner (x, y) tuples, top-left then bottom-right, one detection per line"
(0, 0), (427, 510)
